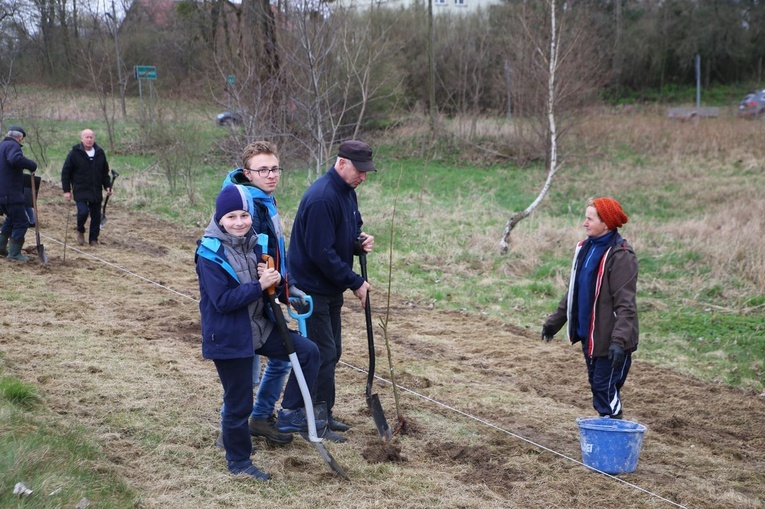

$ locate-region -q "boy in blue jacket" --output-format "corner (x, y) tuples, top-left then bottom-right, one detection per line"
(196, 185), (320, 481)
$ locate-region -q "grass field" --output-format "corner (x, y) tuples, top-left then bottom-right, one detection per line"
(1, 88), (763, 508)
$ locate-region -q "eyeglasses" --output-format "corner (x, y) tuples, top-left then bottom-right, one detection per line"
(244, 166), (283, 177)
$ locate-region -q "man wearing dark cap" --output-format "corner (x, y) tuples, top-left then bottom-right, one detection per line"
(0, 126), (38, 261)
(286, 140), (377, 442)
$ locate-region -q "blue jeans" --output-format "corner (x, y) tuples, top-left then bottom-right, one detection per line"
(304, 293), (344, 415)
(255, 326), (320, 411)
(585, 350), (632, 417)
(252, 358), (291, 420)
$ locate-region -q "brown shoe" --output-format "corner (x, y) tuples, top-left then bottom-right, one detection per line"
(76, 232), (85, 246)
(89, 239), (99, 247)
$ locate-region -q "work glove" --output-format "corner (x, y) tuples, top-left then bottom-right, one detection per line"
(288, 284), (308, 307)
(608, 343), (626, 370)
(541, 326), (554, 342)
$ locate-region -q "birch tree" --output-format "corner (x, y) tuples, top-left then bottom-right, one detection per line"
(499, 0), (604, 252)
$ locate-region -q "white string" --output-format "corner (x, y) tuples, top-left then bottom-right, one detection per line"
(43, 232), (689, 509)
(340, 361), (689, 509)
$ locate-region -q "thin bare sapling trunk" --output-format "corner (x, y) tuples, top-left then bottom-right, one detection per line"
(377, 166), (408, 433)
(499, 0), (560, 253)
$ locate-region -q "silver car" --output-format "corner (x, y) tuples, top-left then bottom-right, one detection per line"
(737, 90), (765, 119)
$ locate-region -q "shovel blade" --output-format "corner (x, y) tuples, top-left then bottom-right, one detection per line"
(368, 393), (393, 441)
(313, 442), (350, 480)
(100, 216), (107, 228)
(37, 244), (48, 264)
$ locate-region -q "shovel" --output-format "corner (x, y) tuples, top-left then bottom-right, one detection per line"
(29, 173), (48, 264)
(100, 169), (119, 228)
(359, 252), (393, 441)
(260, 246), (349, 480)
(288, 296), (313, 338)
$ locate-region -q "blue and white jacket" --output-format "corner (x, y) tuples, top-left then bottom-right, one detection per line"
(195, 219), (274, 360)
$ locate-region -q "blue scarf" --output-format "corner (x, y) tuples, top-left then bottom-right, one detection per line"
(575, 231), (616, 340)
(248, 186), (287, 276)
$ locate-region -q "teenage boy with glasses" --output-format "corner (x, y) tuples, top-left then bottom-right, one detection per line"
(219, 141), (309, 445)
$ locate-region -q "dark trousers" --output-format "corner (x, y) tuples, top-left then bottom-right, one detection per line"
(0, 203), (30, 241)
(76, 200), (101, 242)
(214, 356), (255, 470)
(585, 350), (632, 417)
(304, 293), (344, 415)
(255, 327), (320, 411)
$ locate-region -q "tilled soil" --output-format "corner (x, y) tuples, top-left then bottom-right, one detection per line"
(1, 180), (763, 509)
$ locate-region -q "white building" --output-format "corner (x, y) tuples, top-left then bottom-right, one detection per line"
(337, 0), (500, 15)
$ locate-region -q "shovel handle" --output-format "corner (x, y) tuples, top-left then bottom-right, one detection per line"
(359, 252), (376, 398)
(102, 170), (119, 215)
(262, 254), (295, 355)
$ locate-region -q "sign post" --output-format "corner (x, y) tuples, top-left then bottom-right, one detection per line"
(134, 65), (157, 124)
(227, 75), (235, 109)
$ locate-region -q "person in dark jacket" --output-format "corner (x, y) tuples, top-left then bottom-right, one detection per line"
(0, 126), (37, 261)
(542, 197), (639, 419)
(287, 140), (377, 441)
(195, 185), (320, 481)
(61, 129), (112, 246)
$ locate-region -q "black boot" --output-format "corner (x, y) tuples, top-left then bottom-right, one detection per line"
(0, 231), (9, 257)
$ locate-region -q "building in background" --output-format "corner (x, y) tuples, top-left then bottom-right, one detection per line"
(336, 0), (500, 14)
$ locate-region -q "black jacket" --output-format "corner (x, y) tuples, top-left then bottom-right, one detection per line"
(61, 143), (111, 203)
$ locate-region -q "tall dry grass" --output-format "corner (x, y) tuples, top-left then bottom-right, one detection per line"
(572, 111), (765, 294)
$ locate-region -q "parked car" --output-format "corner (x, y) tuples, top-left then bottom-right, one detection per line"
(737, 90), (765, 119)
(216, 111), (243, 126)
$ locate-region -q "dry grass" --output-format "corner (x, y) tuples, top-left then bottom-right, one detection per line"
(0, 178), (761, 509)
(3, 92), (765, 508)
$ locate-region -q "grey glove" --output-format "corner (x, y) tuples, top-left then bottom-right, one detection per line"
(541, 326), (554, 342)
(288, 284), (308, 306)
(608, 344), (626, 370)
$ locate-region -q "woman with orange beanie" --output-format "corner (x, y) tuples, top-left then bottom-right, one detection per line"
(542, 197), (638, 419)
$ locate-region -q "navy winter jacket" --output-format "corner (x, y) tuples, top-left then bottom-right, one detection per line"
(0, 136), (37, 205)
(287, 166), (365, 296)
(195, 221), (272, 360)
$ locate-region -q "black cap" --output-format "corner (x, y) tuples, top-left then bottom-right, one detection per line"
(338, 140), (376, 172)
(8, 125), (26, 137)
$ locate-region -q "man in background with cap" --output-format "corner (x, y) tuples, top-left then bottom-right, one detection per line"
(286, 140), (377, 442)
(0, 126), (38, 261)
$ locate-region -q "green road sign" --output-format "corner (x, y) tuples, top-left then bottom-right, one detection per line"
(134, 65), (157, 80)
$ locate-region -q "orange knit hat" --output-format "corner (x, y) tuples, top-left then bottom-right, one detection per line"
(593, 197), (628, 230)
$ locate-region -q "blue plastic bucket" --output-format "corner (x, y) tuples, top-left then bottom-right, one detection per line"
(576, 417), (647, 474)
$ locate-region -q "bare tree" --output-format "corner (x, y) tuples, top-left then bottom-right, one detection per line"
(77, 22), (119, 151)
(499, 0), (602, 252)
(0, 4), (20, 132)
(278, 1), (406, 179)
(105, 0), (127, 121)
